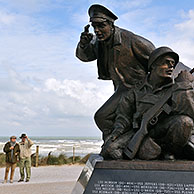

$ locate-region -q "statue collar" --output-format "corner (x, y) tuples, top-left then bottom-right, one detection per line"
(113, 26), (121, 46)
(138, 75), (174, 93)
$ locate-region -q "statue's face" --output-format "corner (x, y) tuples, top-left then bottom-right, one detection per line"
(91, 21), (113, 41)
(153, 55), (175, 78)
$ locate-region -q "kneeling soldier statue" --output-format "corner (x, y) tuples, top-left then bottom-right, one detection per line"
(101, 46), (194, 160)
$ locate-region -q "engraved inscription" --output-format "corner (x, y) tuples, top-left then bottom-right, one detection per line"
(91, 181), (194, 194)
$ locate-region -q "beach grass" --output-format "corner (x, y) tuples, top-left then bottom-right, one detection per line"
(0, 152), (90, 167)
(34, 154), (82, 166)
(0, 153), (5, 167)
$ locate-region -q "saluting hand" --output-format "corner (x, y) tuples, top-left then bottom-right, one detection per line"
(80, 24), (93, 47)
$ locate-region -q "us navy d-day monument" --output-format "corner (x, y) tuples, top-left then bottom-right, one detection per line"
(72, 4), (194, 194)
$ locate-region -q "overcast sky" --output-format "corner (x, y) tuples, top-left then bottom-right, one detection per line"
(0, 0), (194, 137)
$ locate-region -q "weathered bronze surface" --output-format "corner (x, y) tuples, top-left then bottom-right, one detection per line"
(76, 4), (155, 143)
(76, 4), (194, 161)
(101, 47), (194, 160)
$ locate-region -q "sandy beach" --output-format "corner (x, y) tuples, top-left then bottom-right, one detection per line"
(0, 165), (83, 194)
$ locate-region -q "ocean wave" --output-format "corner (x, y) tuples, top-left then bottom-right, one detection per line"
(0, 137), (103, 157)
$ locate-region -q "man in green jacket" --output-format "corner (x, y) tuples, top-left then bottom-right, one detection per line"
(3, 136), (20, 183)
(18, 133), (34, 182)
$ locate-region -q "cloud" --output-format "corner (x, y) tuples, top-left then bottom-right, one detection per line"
(0, 66), (113, 136)
(0, 10), (15, 25)
(175, 10), (194, 38)
(156, 9), (194, 68)
(45, 78), (112, 110)
(0, 0), (193, 137)
(0, 0), (113, 136)
(117, 6), (194, 68)
(0, 0), (67, 13)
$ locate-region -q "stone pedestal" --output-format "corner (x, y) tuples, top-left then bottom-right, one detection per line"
(72, 155), (194, 194)
(71, 154), (103, 194)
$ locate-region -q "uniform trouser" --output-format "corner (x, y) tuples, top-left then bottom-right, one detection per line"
(94, 84), (128, 141)
(4, 162), (17, 181)
(102, 115), (193, 160)
(19, 157), (31, 180)
(139, 115), (194, 159)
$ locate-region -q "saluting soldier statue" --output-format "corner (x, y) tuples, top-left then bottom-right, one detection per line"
(76, 4), (155, 142)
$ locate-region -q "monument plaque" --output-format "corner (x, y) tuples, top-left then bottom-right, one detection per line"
(84, 160), (194, 194)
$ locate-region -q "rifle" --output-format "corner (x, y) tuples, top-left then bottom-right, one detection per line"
(124, 68), (194, 160)
(190, 68), (194, 74)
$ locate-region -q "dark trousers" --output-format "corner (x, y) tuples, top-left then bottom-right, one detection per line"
(102, 115), (193, 160)
(94, 84), (128, 141)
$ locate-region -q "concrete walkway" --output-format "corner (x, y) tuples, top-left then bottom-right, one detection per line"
(0, 165), (83, 194)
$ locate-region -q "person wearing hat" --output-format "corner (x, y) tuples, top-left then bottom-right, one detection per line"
(18, 133), (33, 182)
(76, 4), (155, 143)
(3, 136), (20, 183)
(101, 46), (194, 160)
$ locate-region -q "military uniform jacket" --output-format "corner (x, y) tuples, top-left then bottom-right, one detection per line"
(113, 77), (194, 135)
(3, 142), (20, 163)
(76, 27), (155, 87)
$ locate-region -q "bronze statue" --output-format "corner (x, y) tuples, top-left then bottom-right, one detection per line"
(76, 4), (155, 142)
(101, 47), (194, 160)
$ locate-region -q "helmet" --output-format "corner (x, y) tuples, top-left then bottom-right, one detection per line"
(148, 46), (179, 71)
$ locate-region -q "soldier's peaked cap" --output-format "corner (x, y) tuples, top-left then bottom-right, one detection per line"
(88, 4), (118, 23)
(148, 46), (179, 71)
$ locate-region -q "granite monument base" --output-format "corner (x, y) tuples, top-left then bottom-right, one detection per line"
(71, 154), (104, 194)
(72, 155), (194, 194)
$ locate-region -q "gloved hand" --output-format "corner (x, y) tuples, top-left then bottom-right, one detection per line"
(103, 130), (121, 147)
(110, 133), (119, 141)
(110, 129), (122, 141)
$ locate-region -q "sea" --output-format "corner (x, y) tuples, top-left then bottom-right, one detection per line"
(0, 136), (103, 158)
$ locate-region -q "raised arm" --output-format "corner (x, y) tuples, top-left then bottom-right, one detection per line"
(76, 24), (97, 62)
(26, 137), (34, 148)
